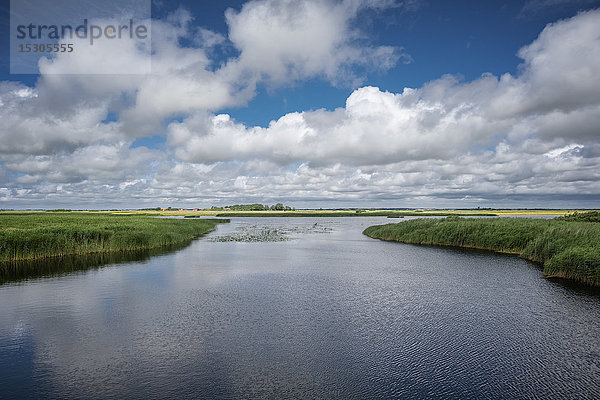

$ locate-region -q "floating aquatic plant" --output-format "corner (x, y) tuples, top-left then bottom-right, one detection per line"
(209, 223), (333, 242)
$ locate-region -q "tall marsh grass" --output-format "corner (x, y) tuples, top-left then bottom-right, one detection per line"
(363, 215), (600, 287)
(0, 213), (227, 262)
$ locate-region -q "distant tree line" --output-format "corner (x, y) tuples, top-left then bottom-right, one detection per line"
(139, 207), (178, 211)
(210, 203), (295, 211)
(139, 204), (296, 212)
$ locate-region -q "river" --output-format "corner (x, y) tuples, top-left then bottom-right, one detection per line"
(1, 217), (599, 399)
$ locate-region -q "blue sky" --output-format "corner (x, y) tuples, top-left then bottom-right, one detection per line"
(218, 0), (597, 126)
(156, 0), (600, 127)
(1, 0), (600, 208)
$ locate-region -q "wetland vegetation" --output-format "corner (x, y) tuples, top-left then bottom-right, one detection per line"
(209, 222), (332, 242)
(363, 214), (600, 287)
(0, 212), (227, 263)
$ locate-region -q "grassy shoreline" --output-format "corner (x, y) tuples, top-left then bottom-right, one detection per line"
(363, 215), (600, 287)
(0, 213), (228, 263)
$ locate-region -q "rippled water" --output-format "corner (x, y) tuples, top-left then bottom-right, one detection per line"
(1, 217), (599, 399)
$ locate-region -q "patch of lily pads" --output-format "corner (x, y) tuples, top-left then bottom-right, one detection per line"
(209, 223), (333, 242)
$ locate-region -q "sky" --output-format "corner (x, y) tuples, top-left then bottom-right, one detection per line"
(1, 0), (600, 209)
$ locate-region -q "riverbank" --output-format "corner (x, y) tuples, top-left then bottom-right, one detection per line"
(0, 213), (228, 263)
(363, 215), (600, 287)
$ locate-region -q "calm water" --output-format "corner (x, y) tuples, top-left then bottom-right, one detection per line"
(1, 217), (599, 399)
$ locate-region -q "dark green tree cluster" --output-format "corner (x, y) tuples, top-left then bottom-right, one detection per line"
(210, 203), (295, 211)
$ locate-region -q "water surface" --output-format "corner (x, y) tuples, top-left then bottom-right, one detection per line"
(1, 217), (599, 399)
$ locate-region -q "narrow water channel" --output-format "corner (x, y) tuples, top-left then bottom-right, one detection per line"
(1, 217), (599, 399)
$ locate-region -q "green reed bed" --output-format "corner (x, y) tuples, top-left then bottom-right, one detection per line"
(0, 213), (227, 262)
(363, 215), (600, 287)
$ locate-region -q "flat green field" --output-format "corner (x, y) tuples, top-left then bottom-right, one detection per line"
(0, 213), (227, 262)
(363, 213), (600, 287)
